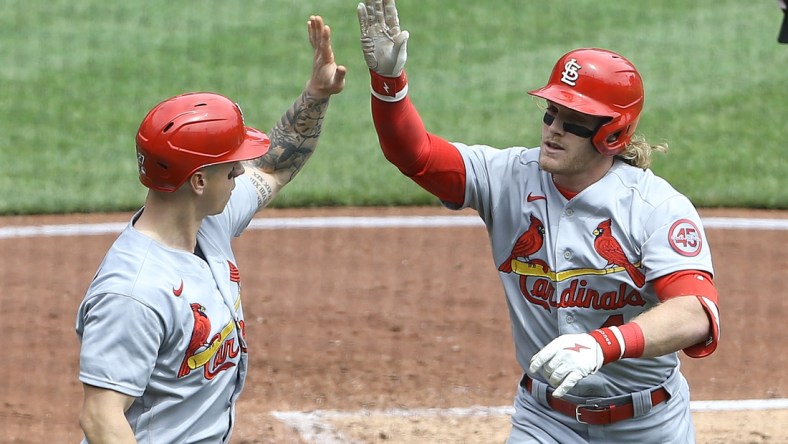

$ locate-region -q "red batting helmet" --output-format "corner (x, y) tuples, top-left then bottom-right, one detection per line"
(135, 92), (270, 192)
(528, 48), (644, 156)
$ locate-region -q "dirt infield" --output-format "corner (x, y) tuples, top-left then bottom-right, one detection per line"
(0, 206), (786, 443)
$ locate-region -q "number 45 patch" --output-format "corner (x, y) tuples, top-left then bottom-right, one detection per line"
(669, 219), (703, 257)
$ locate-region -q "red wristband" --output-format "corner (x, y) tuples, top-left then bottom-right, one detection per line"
(590, 323), (646, 365)
(619, 322), (645, 358)
(370, 69), (408, 102)
(589, 328), (622, 365)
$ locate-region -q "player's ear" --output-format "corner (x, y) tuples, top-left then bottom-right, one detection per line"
(188, 170), (207, 195)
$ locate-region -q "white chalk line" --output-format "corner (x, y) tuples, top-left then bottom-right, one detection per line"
(271, 399), (788, 443)
(0, 215), (786, 239)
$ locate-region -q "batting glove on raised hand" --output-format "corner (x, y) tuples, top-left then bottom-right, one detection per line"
(529, 333), (604, 398)
(357, 0), (409, 77)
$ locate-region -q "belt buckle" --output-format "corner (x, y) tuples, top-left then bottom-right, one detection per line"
(574, 402), (603, 424)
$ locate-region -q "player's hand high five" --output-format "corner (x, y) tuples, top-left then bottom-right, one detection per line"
(357, 0), (409, 77)
(306, 16), (346, 99)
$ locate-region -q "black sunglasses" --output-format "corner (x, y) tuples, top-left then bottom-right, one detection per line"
(542, 112), (596, 139)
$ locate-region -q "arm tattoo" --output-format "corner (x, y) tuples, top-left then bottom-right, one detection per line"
(248, 169), (275, 209)
(248, 90), (330, 183)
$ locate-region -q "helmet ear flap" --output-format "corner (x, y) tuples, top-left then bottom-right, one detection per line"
(592, 117), (639, 156)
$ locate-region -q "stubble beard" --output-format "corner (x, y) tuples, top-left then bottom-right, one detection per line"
(538, 149), (585, 176)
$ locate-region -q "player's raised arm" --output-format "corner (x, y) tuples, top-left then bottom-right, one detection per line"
(356, 0), (466, 205)
(244, 15), (346, 210)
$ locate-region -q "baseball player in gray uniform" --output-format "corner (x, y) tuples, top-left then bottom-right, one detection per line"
(75, 16), (345, 443)
(357, 1), (721, 442)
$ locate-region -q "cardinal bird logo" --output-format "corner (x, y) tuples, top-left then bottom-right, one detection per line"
(178, 303), (212, 378)
(499, 215), (546, 273)
(593, 219), (646, 288)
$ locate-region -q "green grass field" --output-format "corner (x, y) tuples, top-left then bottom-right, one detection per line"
(0, 0), (785, 214)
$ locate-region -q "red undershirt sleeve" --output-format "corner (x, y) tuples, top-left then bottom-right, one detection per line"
(370, 95), (467, 206)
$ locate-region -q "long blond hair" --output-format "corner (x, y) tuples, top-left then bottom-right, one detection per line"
(615, 134), (668, 170)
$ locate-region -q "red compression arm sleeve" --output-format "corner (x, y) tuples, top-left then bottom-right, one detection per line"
(371, 91), (466, 206)
(653, 270), (720, 358)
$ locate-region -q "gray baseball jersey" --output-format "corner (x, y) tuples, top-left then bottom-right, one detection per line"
(450, 144), (714, 397)
(76, 175), (259, 443)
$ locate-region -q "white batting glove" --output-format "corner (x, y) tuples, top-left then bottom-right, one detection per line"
(529, 333), (604, 398)
(357, 0), (409, 77)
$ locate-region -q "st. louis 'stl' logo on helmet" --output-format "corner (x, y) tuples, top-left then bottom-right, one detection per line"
(560, 58), (581, 86)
